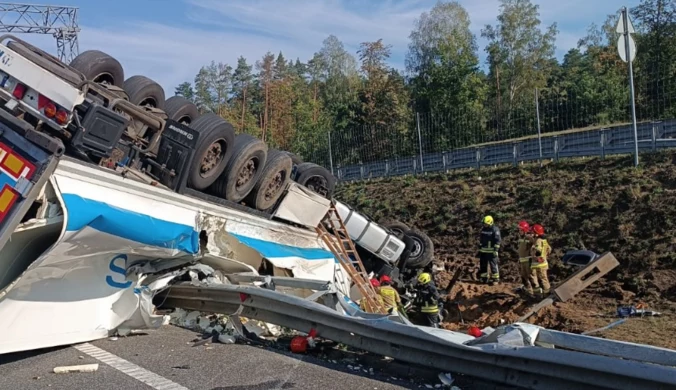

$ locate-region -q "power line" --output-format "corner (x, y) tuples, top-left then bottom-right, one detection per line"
(0, 2), (80, 63)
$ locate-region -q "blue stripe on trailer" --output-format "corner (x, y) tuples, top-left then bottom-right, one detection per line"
(61, 193), (199, 254)
(230, 233), (336, 262)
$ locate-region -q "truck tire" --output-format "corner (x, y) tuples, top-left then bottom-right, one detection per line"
(188, 113), (235, 190)
(405, 228), (434, 269)
(381, 220), (411, 239)
(164, 96), (199, 125)
(123, 75), (166, 110)
(210, 134), (268, 202)
(285, 151), (303, 166)
(69, 50), (125, 87)
(295, 162), (336, 198)
(244, 149), (292, 211)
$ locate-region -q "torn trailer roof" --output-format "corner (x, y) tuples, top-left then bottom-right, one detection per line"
(0, 158), (352, 355)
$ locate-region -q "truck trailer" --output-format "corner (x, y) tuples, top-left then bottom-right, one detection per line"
(0, 35), (434, 354)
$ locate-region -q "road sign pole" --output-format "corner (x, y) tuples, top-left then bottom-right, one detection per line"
(621, 7), (640, 167)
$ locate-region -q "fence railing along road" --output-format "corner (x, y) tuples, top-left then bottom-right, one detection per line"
(331, 119), (676, 182)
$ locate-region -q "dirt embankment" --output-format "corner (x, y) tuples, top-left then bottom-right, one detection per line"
(336, 152), (676, 349)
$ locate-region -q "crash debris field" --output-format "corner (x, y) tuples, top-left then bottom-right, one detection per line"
(337, 151), (676, 350)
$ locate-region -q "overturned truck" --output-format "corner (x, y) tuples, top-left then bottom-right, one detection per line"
(0, 35), (434, 354)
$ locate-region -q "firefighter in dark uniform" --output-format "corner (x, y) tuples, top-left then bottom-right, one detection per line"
(478, 215), (501, 285)
(415, 272), (441, 328)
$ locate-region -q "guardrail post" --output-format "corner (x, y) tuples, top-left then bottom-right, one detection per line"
(442, 151), (447, 171)
(384, 160), (389, 176)
(600, 129), (605, 160)
(476, 148), (481, 170)
(359, 163), (364, 180)
(652, 121), (658, 151)
(553, 137), (559, 163)
(513, 143), (518, 167)
(412, 156), (418, 174)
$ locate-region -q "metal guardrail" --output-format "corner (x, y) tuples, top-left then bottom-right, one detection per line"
(161, 283), (676, 390)
(334, 119), (676, 181)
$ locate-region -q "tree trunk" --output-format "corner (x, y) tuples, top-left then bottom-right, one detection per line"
(240, 85), (247, 132)
(312, 82), (318, 123)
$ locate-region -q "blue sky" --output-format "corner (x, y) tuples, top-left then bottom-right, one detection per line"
(23, 0), (640, 93)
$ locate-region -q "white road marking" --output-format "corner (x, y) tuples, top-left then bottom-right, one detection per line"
(74, 343), (190, 390)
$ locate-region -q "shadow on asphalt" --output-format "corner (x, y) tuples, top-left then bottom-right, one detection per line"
(0, 346), (68, 365)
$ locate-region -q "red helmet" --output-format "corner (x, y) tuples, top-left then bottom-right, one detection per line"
(379, 275), (392, 284)
(532, 224), (545, 236)
(370, 278), (381, 288)
(518, 220), (530, 233)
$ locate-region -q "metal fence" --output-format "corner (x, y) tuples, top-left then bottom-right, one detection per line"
(330, 119), (676, 181)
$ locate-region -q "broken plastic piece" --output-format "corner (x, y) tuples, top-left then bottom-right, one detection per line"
(53, 364), (99, 374)
(290, 335), (308, 353)
(438, 372), (454, 385)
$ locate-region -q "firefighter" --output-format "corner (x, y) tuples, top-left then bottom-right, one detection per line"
(378, 275), (402, 313)
(478, 215), (501, 284)
(517, 220), (535, 295)
(359, 278), (384, 312)
(415, 272), (441, 328)
(530, 224), (552, 297)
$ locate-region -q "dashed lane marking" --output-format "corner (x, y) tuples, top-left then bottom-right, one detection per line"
(74, 343), (190, 390)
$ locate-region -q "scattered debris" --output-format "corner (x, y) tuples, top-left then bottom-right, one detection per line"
(171, 364), (191, 370)
(53, 364), (99, 374)
(438, 373), (454, 386)
(617, 305), (662, 318)
(582, 319), (627, 335)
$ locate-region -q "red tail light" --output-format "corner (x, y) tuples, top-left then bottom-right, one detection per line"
(44, 102), (56, 118)
(55, 109), (69, 125)
(37, 94), (50, 109)
(12, 83), (25, 99)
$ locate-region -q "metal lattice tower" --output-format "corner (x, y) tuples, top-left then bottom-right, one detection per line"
(0, 2), (79, 63)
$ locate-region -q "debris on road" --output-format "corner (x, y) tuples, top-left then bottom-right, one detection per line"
(53, 364), (99, 374)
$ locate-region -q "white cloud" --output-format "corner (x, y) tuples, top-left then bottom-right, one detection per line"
(15, 0), (638, 93)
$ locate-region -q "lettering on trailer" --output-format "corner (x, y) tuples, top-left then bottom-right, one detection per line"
(0, 50), (13, 67)
(106, 254), (133, 289)
(0, 141), (34, 223)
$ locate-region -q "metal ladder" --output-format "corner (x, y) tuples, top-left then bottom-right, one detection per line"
(316, 202), (387, 314)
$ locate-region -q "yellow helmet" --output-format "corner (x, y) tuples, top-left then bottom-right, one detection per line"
(418, 272), (432, 285)
(482, 215), (494, 225)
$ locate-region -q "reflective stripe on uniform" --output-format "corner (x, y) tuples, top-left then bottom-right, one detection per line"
(491, 273), (500, 279)
(421, 303), (439, 314)
(519, 257), (531, 263)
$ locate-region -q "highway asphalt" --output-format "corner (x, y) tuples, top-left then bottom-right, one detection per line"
(0, 325), (443, 390)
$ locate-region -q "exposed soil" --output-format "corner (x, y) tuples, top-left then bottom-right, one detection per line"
(336, 152), (676, 349)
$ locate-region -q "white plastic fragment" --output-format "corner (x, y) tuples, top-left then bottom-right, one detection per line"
(53, 364), (99, 374)
(197, 316), (211, 331)
(438, 373), (454, 386)
(218, 334), (236, 344)
(162, 315), (171, 326)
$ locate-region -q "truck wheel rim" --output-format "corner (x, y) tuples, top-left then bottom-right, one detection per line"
(93, 72), (114, 86)
(200, 139), (225, 178)
(305, 175), (328, 197)
(410, 238), (423, 258)
(178, 115), (192, 126)
(139, 97), (157, 108)
(263, 171), (285, 201)
(236, 158), (258, 189)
